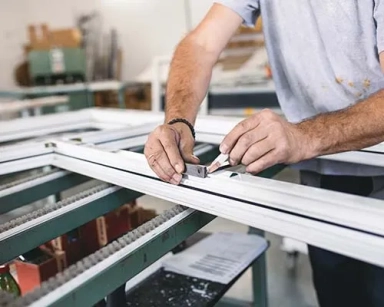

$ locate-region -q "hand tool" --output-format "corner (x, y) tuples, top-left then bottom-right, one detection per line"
(184, 153), (231, 178)
(184, 163), (208, 178)
(207, 153), (229, 173)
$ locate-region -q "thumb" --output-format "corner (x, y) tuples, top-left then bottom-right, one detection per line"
(179, 137), (200, 164)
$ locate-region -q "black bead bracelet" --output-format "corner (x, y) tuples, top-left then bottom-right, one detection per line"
(167, 118), (196, 139)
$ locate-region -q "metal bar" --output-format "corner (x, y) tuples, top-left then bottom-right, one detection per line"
(216, 298), (253, 307)
(0, 142), (51, 163)
(320, 150), (384, 168)
(0, 171), (90, 214)
(97, 136), (147, 151)
(78, 124), (158, 145)
(0, 155), (53, 176)
(0, 123), (92, 144)
(249, 228), (268, 307)
(52, 153), (384, 267)
(52, 142), (384, 237)
(29, 209), (215, 307)
(0, 186), (141, 264)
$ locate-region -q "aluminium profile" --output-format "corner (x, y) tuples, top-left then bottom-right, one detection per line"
(74, 123), (159, 145)
(0, 141), (51, 163)
(52, 154), (384, 268)
(52, 142), (384, 237)
(50, 141), (384, 267)
(320, 151), (384, 168)
(0, 154), (54, 176)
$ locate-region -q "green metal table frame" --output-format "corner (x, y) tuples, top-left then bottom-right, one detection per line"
(0, 82), (127, 114)
(50, 210), (216, 307)
(0, 172), (90, 214)
(0, 188), (142, 264)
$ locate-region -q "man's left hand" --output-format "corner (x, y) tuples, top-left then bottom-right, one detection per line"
(220, 109), (312, 174)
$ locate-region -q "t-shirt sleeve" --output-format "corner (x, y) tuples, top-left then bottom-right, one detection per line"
(374, 0), (384, 53)
(214, 0), (260, 27)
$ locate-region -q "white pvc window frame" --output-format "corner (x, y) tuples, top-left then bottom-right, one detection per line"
(2, 109), (384, 267)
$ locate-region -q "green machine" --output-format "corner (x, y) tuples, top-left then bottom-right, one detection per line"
(27, 48), (89, 112)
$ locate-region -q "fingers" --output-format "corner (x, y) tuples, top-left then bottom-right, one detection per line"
(229, 129), (268, 165)
(145, 139), (182, 185)
(160, 130), (185, 173)
(246, 150), (276, 174)
(180, 137), (200, 165)
(149, 156), (179, 185)
(241, 137), (274, 166)
(220, 115), (260, 154)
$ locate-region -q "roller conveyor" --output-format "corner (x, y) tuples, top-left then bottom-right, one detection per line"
(2, 108), (384, 307)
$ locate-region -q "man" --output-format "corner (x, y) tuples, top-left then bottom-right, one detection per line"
(144, 1), (384, 306)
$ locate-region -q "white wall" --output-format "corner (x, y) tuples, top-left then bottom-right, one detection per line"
(189, 0), (214, 28)
(0, 0), (213, 87)
(0, 1), (27, 88)
(100, 0), (188, 81)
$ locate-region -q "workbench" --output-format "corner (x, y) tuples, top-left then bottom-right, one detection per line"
(0, 81), (127, 115)
(1, 108), (384, 307)
(0, 96), (69, 119)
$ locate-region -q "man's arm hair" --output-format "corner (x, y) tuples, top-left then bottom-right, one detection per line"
(298, 88), (384, 159)
(165, 3), (243, 124)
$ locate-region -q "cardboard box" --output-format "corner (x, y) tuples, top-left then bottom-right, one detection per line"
(50, 229), (86, 265)
(27, 24), (82, 50)
(96, 203), (134, 246)
(138, 208), (157, 225)
(125, 84), (151, 110)
(50, 29), (82, 48)
(54, 250), (67, 272)
(79, 220), (102, 255)
(14, 255), (58, 295)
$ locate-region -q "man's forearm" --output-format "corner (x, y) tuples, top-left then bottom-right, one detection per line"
(298, 89), (384, 159)
(165, 35), (217, 124)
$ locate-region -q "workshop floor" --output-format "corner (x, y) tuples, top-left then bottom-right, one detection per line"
(138, 168), (319, 307)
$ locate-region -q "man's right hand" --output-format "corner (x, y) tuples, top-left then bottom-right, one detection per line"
(144, 123), (200, 185)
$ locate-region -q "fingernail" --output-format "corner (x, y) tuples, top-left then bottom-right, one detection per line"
(175, 164), (183, 174)
(229, 159), (236, 165)
(220, 144), (229, 154)
(192, 155), (199, 161)
(172, 173), (182, 183)
(170, 179), (178, 185)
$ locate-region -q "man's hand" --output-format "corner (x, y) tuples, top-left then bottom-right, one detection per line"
(144, 123), (200, 184)
(220, 109), (312, 174)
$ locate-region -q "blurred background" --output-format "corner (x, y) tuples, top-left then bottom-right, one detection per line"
(0, 0), (276, 117)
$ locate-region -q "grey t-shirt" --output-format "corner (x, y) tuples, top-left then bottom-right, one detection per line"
(216, 0), (384, 176)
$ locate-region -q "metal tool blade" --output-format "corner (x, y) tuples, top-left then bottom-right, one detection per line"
(207, 153), (229, 173)
(184, 163), (207, 178)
